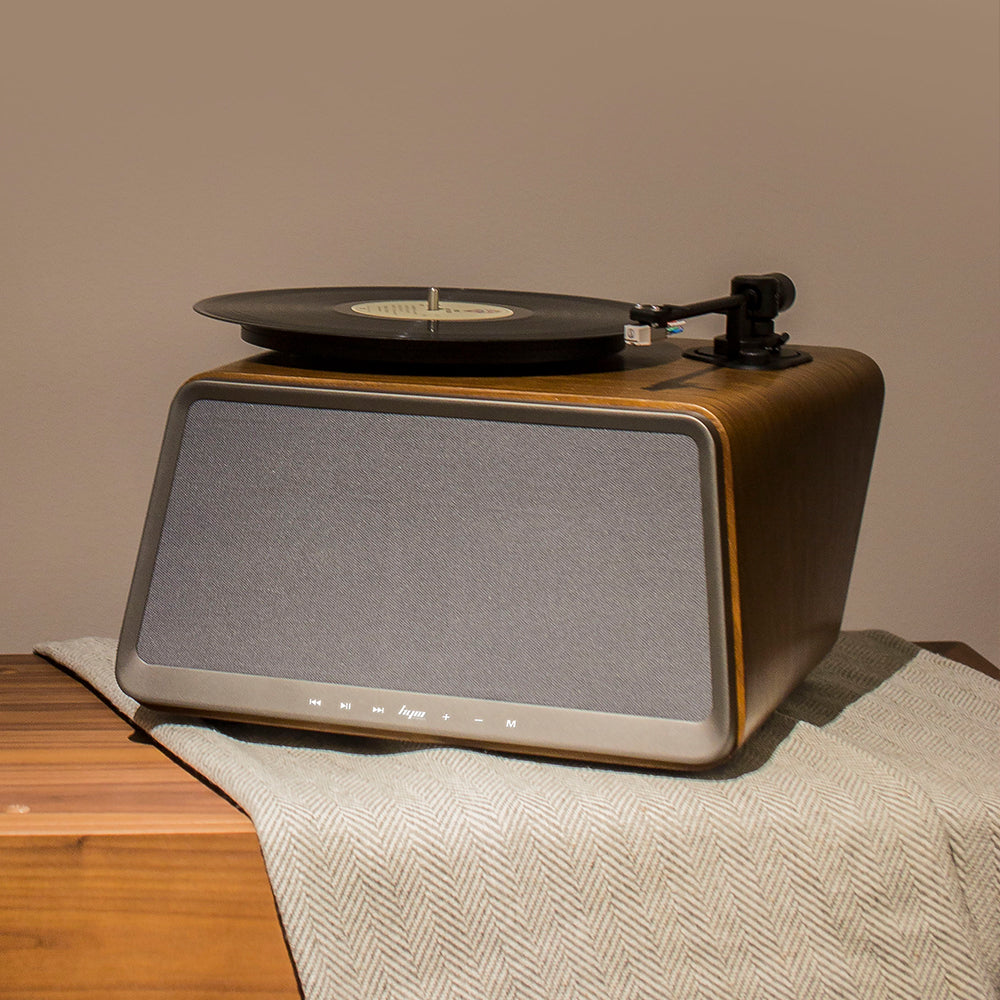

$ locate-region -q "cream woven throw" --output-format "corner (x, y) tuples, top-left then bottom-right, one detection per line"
(36, 631), (1000, 1000)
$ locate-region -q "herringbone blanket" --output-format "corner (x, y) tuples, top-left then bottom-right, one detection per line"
(36, 632), (999, 999)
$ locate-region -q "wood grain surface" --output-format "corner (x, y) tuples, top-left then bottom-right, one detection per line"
(0, 654), (301, 999)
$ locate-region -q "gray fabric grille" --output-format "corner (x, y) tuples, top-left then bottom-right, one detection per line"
(136, 398), (715, 720)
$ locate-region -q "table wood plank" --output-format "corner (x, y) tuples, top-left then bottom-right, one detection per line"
(0, 654), (301, 999)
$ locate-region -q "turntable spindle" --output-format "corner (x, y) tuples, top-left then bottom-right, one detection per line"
(427, 287), (440, 311)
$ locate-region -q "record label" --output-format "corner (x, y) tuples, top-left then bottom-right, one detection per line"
(345, 300), (517, 322)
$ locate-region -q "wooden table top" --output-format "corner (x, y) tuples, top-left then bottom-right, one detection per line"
(0, 653), (302, 999)
(1, 653), (254, 836)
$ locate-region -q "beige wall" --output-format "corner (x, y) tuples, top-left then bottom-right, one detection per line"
(3, 1), (997, 661)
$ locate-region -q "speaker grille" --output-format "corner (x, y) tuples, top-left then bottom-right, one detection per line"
(136, 397), (716, 721)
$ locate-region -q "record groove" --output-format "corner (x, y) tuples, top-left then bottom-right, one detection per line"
(194, 286), (632, 367)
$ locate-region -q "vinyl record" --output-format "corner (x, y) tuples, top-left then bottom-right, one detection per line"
(193, 286), (632, 367)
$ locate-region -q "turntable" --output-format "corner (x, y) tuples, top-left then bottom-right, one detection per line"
(191, 272), (806, 369)
(116, 273), (883, 768)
